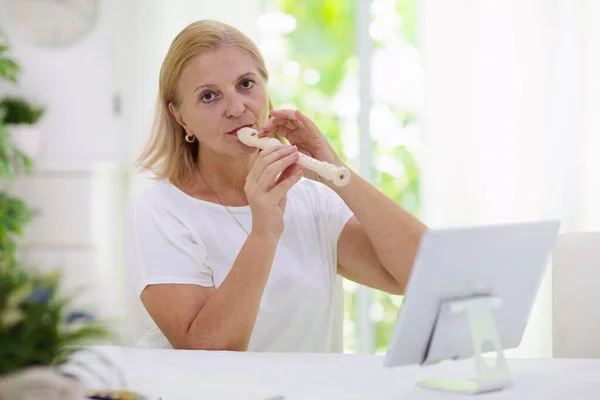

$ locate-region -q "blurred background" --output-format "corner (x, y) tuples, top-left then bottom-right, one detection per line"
(0, 0), (598, 356)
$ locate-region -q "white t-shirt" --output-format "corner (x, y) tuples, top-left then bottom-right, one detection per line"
(122, 178), (354, 352)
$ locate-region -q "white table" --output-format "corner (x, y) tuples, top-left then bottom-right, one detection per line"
(71, 346), (600, 399)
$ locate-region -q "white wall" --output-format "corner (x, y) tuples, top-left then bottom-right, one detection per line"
(420, 0), (600, 357)
(0, 0), (124, 168)
(1, 0), (128, 330)
(580, 0), (600, 231)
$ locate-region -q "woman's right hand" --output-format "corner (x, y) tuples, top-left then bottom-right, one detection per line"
(245, 144), (303, 239)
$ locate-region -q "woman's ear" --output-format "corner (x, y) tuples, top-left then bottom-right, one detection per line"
(168, 102), (186, 129)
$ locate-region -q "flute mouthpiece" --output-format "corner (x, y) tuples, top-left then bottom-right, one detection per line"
(237, 127), (258, 146)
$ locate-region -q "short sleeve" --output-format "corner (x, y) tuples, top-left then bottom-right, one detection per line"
(123, 194), (214, 296)
(313, 181), (354, 243)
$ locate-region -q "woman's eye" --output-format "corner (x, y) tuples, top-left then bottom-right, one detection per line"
(201, 92), (215, 102)
(240, 79), (255, 89)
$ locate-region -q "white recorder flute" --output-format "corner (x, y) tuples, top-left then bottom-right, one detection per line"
(237, 127), (351, 187)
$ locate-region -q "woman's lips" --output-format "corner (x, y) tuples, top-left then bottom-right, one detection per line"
(227, 124), (253, 135)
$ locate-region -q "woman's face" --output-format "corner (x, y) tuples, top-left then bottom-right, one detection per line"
(170, 45), (269, 158)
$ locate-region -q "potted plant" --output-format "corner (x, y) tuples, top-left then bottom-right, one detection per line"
(0, 31), (112, 399)
(0, 267), (112, 399)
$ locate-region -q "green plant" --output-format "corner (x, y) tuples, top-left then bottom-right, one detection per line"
(1, 97), (45, 125)
(0, 39), (19, 84)
(0, 191), (31, 269)
(0, 267), (112, 374)
(0, 32), (111, 377)
(0, 32), (43, 271)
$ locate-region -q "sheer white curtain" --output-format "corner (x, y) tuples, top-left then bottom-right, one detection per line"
(419, 0), (600, 357)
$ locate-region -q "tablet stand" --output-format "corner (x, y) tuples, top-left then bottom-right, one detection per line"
(418, 295), (512, 394)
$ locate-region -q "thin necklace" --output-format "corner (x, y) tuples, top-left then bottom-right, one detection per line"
(197, 168), (250, 236)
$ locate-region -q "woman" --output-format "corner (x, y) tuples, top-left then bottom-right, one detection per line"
(123, 19), (426, 352)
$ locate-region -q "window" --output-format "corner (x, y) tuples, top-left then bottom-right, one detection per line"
(259, 0), (422, 353)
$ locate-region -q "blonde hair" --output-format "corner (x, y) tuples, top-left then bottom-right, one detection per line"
(135, 20), (273, 186)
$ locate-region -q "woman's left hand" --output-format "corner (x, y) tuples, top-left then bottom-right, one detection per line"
(259, 109), (342, 182)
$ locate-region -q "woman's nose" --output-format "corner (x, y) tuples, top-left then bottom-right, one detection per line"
(225, 94), (246, 118)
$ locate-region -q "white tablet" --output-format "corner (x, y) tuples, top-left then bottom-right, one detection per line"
(384, 220), (560, 368)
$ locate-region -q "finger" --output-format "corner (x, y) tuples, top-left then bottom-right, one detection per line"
(258, 124), (276, 137)
(255, 149), (299, 192)
(260, 119), (274, 135)
(270, 109), (298, 120)
(269, 167), (303, 200)
(267, 116), (305, 130)
(248, 144), (294, 184)
(247, 145), (295, 184)
(259, 122), (276, 137)
(285, 120), (303, 130)
(260, 121), (306, 139)
(266, 119), (300, 131)
(270, 125), (304, 142)
(274, 163), (302, 186)
(261, 111), (306, 134)
(294, 110), (319, 131)
(260, 118), (292, 135)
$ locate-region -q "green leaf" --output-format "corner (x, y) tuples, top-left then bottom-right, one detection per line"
(0, 121), (36, 179)
(0, 269), (114, 374)
(396, 0), (418, 46)
(0, 308), (25, 329)
(6, 282), (34, 308)
(0, 97), (45, 124)
(0, 58), (19, 83)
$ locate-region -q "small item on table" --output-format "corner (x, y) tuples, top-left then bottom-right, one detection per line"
(85, 390), (151, 400)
